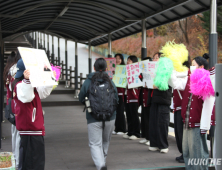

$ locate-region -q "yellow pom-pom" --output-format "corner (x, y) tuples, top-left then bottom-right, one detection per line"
(160, 40), (188, 72)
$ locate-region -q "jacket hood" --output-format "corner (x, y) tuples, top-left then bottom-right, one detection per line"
(87, 72), (95, 79)
(87, 71), (109, 82)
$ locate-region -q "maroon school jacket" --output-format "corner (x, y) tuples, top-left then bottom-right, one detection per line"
(117, 87), (125, 101)
(126, 86), (140, 103)
(5, 76), (14, 105)
(13, 80), (45, 136)
(181, 72), (204, 128)
(173, 89), (183, 111)
(139, 88), (149, 107)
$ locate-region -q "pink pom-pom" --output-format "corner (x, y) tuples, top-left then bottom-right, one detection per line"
(190, 68), (214, 100)
(51, 64), (61, 81)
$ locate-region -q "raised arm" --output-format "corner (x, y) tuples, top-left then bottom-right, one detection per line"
(168, 70), (188, 91)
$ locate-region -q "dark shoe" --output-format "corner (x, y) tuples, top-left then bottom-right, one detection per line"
(100, 166), (107, 170)
(178, 157), (184, 163)
(176, 154), (183, 161)
(177, 154), (184, 163)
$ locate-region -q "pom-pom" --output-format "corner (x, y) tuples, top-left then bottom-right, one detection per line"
(154, 57), (174, 91)
(51, 64), (61, 81)
(160, 40), (188, 72)
(190, 68), (214, 100)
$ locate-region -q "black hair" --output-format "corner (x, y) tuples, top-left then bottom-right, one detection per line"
(91, 58), (113, 88)
(11, 75), (24, 98)
(3, 51), (17, 86)
(114, 53), (125, 65)
(194, 56), (209, 70)
(203, 53), (210, 60)
(153, 52), (162, 58)
(127, 55), (138, 63)
(142, 57), (152, 61)
(183, 56), (191, 68)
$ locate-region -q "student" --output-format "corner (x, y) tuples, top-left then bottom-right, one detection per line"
(12, 58), (54, 170)
(123, 55), (140, 140)
(79, 58), (118, 170)
(169, 56), (215, 169)
(3, 51), (20, 168)
(139, 57), (152, 145)
(112, 53), (126, 135)
(152, 52), (162, 61)
(149, 53), (172, 153)
(173, 57), (191, 163)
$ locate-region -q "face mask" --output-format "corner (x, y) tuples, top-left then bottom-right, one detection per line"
(190, 66), (197, 73)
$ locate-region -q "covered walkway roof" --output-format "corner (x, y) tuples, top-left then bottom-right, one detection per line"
(0, 0), (221, 46)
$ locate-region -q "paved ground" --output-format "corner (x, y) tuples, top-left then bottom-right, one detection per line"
(1, 105), (186, 170)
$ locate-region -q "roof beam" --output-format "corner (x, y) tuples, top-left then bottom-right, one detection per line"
(0, 19), (102, 35)
(0, 0), (126, 20)
(194, 0), (208, 9)
(45, 0), (73, 30)
(125, 0), (190, 21)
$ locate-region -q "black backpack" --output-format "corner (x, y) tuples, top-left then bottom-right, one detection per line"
(87, 79), (117, 126)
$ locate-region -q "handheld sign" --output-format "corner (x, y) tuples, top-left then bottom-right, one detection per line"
(113, 65), (127, 88)
(140, 60), (158, 88)
(96, 58), (116, 78)
(126, 62), (143, 89)
(18, 47), (57, 87)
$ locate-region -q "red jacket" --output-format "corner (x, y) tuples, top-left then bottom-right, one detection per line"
(117, 87), (125, 101)
(6, 75), (15, 105)
(126, 86), (140, 103)
(181, 75), (204, 128)
(139, 88), (149, 107)
(173, 89), (183, 111)
(13, 80), (45, 136)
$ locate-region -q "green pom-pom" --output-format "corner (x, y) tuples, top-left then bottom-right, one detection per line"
(154, 57), (174, 91)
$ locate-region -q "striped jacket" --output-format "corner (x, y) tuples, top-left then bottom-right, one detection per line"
(13, 79), (53, 136)
(173, 89), (183, 111)
(126, 86), (140, 103)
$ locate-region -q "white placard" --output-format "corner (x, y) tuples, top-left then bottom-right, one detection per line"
(18, 47), (57, 87)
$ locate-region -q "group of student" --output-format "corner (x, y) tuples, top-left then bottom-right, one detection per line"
(110, 52), (216, 170)
(4, 48), (216, 170)
(4, 51), (55, 170)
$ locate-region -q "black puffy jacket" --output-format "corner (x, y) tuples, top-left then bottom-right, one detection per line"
(151, 86), (172, 106)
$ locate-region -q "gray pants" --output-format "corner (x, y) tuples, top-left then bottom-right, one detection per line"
(87, 120), (115, 170)
(12, 124), (20, 168)
(183, 128), (209, 170)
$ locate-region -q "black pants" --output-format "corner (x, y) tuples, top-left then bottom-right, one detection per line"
(19, 135), (45, 170)
(125, 99), (140, 138)
(115, 96), (126, 133)
(149, 103), (170, 149)
(141, 106), (150, 140)
(174, 110), (183, 154)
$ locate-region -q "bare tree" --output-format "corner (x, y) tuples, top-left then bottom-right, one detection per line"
(178, 18), (189, 44)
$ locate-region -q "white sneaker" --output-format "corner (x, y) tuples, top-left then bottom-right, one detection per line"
(149, 146), (159, 151)
(139, 139), (148, 144)
(117, 132), (124, 135)
(112, 131), (117, 135)
(160, 148), (169, 153)
(145, 141), (150, 146)
(129, 135), (139, 140)
(123, 134), (129, 139)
